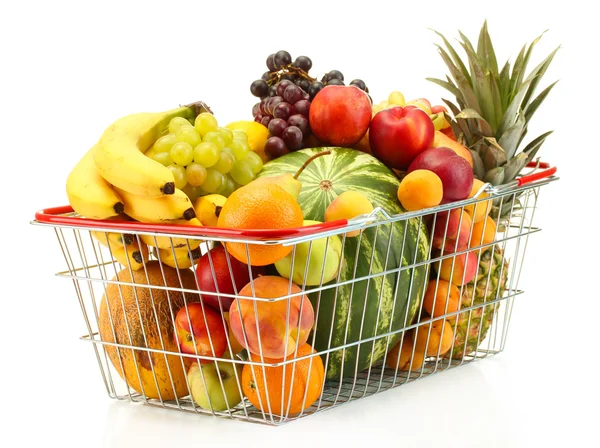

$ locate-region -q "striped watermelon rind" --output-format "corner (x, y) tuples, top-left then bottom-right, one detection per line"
(258, 147), (430, 379)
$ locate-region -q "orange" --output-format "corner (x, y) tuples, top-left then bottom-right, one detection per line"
(217, 182), (303, 266)
(242, 344), (324, 416)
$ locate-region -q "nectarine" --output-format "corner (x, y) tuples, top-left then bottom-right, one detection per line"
(229, 276), (315, 359)
(309, 85), (371, 146)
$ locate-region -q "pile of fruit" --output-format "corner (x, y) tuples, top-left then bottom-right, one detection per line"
(249, 50), (370, 158)
(63, 21), (558, 416)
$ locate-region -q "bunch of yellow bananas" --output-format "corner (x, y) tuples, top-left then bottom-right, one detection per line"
(66, 101), (218, 271)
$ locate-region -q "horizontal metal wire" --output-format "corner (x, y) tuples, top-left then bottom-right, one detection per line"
(97, 345), (504, 426)
(53, 227), (538, 303)
(78, 289), (521, 368)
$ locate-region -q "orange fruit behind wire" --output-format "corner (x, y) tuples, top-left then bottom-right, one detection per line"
(217, 182), (304, 266)
(242, 344), (324, 416)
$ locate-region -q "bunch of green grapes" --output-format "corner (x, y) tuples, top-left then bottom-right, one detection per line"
(147, 113), (263, 201)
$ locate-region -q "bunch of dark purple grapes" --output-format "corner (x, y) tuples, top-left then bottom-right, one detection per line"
(316, 70), (370, 101)
(250, 50), (370, 158)
(250, 51), (315, 158)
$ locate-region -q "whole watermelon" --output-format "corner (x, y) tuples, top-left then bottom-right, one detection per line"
(258, 147), (430, 380)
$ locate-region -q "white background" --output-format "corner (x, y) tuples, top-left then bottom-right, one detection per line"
(1, 1), (596, 446)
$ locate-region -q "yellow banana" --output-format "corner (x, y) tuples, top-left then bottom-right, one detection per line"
(144, 145), (157, 159)
(139, 218), (203, 250)
(110, 240), (149, 271)
(154, 246), (202, 269)
(195, 194), (227, 227)
(91, 230), (135, 248)
(66, 146), (124, 219)
(115, 187), (196, 223)
(93, 102), (211, 197)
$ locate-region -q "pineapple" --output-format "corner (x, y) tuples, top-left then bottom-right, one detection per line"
(427, 21), (559, 219)
(427, 22), (557, 358)
(444, 246), (509, 360)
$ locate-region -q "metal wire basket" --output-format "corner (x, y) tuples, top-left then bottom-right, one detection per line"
(33, 162), (557, 426)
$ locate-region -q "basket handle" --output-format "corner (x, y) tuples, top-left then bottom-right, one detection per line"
(519, 161), (557, 186)
(34, 205), (349, 240)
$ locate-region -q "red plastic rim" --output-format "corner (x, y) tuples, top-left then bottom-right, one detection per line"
(34, 205), (349, 240)
(35, 161), (556, 237)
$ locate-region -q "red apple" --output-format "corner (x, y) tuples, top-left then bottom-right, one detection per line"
(174, 302), (228, 363)
(408, 147), (474, 202)
(369, 106), (434, 170)
(309, 85), (372, 146)
(196, 245), (265, 311)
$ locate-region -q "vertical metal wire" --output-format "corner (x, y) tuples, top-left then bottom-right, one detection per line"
(87, 232), (131, 400)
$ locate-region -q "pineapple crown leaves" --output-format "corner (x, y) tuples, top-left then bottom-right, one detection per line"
(427, 20), (560, 183)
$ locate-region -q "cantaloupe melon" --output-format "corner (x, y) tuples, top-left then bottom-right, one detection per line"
(98, 261), (199, 400)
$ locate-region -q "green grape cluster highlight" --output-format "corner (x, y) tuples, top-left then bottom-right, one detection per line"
(146, 113), (263, 202)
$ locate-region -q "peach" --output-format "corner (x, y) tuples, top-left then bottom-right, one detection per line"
(423, 279), (461, 317)
(433, 209), (472, 252)
(432, 130), (473, 167)
(386, 331), (426, 372)
(469, 216), (497, 249)
(228, 276), (314, 359)
(414, 319), (455, 357)
(435, 251), (479, 286)
(325, 191), (374, 237)
(397, 170), (443, 211)
(464, 179), (492, 223)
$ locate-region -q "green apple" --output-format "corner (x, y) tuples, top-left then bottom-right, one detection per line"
(188, 360), (243, 411)
(275, 220), (343, 286)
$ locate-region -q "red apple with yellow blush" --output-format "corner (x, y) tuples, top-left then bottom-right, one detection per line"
(369, 105), (435, 170)
(174, 303), (228, 363)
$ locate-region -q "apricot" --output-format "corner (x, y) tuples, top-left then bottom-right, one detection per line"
(423, 279), (461, 317)
(397, 170), (443, 211)
(415, 319), (455, 356)
(469, 216), (497, 249)
(464, 179), (492, 223)
(325, 191), (374, 237)
(433, 209), (472, 251)
(386, 331), (426, 372)
(386, 319), (455, 372)
(435, 251), (479, 286)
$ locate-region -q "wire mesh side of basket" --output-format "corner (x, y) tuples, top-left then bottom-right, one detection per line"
(40, 177), (548, 426)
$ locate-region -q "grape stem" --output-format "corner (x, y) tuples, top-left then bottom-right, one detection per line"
(293, 150), (331, 179)
(267, 64), (316, 86)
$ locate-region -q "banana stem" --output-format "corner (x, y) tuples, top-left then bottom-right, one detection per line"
(182, 101), (213, 116)
(293, 150), (331, 179)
